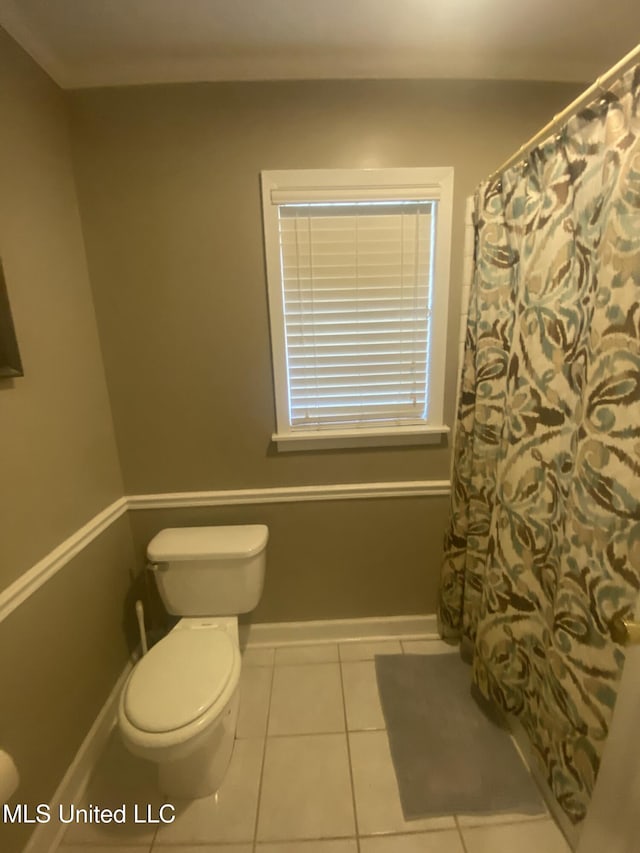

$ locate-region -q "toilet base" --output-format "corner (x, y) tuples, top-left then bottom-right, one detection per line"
(157, 688), (240, 799)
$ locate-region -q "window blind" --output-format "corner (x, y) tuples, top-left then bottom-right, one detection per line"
(278, 200), (434, 429)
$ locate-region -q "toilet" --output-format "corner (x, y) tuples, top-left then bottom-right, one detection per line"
(118, 524), (268, 799)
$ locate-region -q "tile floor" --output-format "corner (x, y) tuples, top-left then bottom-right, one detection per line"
(58, 637), (571, 853)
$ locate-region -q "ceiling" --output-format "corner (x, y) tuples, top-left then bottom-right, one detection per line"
(1, 0), (639, 90)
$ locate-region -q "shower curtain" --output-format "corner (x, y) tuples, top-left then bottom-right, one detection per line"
(439, 63), (640, 825)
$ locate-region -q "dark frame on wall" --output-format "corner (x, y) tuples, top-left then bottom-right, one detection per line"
(0, 260), (23, 378)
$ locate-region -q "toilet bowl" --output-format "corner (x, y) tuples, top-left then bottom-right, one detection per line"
(119, 617), (242, 798)
(117, 524), (268, 799)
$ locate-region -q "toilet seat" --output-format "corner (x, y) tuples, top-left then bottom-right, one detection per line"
(123, 627), (237, 734)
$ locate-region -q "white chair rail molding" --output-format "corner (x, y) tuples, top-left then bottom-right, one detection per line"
(0, 479), (450, 626)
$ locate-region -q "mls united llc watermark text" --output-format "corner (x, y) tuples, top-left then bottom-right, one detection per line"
(3, 803), (176, 825)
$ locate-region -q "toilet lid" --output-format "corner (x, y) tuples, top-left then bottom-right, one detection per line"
(124, 628), (236, 733)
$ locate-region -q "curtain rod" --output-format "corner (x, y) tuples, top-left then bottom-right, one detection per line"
(489, 42), (640, 180)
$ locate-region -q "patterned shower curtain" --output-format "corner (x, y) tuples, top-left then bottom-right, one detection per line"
(439, 63), (640, 825)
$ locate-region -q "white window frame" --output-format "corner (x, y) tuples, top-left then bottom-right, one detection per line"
(261, 167), (453, 451)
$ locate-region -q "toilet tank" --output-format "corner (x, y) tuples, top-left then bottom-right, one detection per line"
(147, 525), (268, 617)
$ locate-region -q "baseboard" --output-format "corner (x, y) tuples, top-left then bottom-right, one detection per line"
(239, 613), (438, 648)
(509, 717), (580, 851)
(23, 662), (132, 853)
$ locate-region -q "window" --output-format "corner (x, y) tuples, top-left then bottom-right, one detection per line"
(261, 168), (453, 450)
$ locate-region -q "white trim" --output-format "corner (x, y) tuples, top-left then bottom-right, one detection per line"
(270, 183), (448, 204)
(0, 498), (128, 625)
(272, 425), (449, 451)
(0, 481), (450, 624)
(261, 167), (455, 444)
(127, 480), (451, 509)
(239, 613), (439, 648)
(23, 662), (132, 853)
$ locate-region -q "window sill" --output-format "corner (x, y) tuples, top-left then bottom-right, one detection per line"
(272, 425), (449, 452)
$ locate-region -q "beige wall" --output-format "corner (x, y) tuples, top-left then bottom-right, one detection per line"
(0, 29), (137, 853)
(0, 517), (138, 853)
(0, 29), (125, 588)
(129, 495), (451, 624)
(69, 79), (581, 496)
(67, 78), (581, 624)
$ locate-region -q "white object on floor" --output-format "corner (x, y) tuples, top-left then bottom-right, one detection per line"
(118, 524), (268, 799)
(135, 599), (148, 655)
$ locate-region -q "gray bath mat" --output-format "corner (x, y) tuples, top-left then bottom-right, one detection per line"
(374, 653), (545, 820)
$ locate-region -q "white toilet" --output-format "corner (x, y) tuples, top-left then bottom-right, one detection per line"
(118, 524), (268, 799)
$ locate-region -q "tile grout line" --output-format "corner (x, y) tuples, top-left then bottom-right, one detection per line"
(250, 656), (276, 853)
(148, 820), (161, 852)
(338, 656), (362, 853)
(272, 657), (341, 666)
(454, 814), (472, 853)
(249, 832), (365, 845)
(249, 725), (380, 740)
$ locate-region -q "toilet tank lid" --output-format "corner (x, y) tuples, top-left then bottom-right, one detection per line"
(147, 524), (269, 562)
